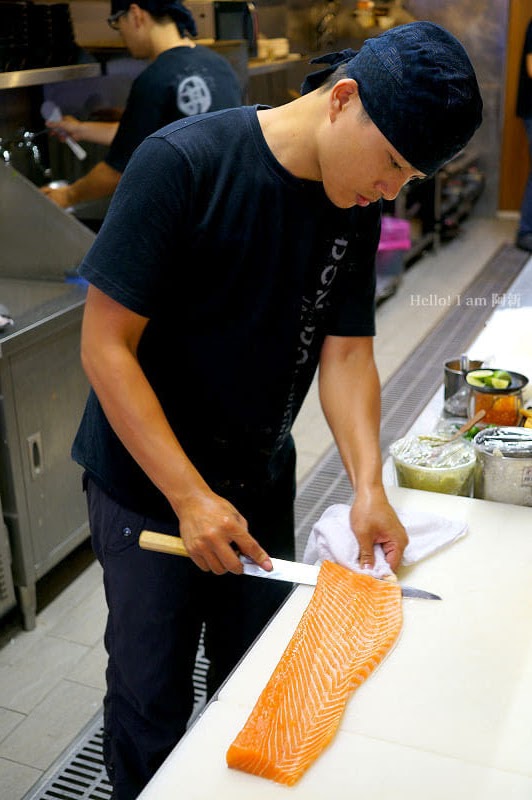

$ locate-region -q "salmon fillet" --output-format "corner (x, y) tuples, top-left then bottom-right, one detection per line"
(226, 560), (402, 786)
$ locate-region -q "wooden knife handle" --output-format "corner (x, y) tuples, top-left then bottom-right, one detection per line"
(139, 530), (189, 557)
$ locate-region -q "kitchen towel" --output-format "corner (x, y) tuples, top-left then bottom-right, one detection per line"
(303, 503), (468, 579)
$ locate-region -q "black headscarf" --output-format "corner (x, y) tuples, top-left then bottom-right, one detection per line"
(301, 22), (483, 176)
(110, 0), (197, 37)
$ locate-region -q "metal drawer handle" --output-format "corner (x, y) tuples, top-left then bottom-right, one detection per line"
(27, 432), (43, 479)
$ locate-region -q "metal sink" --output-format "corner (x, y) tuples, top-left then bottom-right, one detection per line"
(0, 163), (95, 280)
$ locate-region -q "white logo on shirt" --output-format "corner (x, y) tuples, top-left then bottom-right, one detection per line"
(177, 76), (212, 115)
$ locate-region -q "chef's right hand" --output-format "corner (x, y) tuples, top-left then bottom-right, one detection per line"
(176, 492), (272, 576)
(46, 115), (83, 141)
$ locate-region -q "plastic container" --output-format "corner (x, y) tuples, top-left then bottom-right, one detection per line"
(473, 426), (532, 506)
(377, 215), (411, 252)
(390, 434), (476, 496)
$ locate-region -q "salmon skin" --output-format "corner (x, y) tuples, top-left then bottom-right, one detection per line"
(226, 560), (403, 786)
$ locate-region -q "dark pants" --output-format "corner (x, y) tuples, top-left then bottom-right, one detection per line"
(85, 454), (295, 800)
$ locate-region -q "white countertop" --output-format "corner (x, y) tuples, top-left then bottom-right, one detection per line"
(138, 487), (532, 799)
(138, 259), (532, 798)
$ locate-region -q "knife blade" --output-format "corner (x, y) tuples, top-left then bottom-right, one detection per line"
(139, 531), (441, 600)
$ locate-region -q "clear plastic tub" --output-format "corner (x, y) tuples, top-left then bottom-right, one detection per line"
(390, 434), (476, 496)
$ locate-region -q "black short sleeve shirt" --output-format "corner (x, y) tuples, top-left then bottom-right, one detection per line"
(73, 107), (380, 518)
(105, 45), (243, 173)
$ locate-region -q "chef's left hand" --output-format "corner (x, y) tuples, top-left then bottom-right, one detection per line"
(350, 487), (408, 572)
(41, 183), (73, 209)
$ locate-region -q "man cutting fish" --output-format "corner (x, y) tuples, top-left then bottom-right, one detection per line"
(71, 20), (482, 800)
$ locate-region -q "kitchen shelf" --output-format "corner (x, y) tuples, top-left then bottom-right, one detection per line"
(0, 63), (101, 91)
(248, 53), (302, 76)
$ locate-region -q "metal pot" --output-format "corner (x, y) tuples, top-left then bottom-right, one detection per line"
(473, 427), (532, 506)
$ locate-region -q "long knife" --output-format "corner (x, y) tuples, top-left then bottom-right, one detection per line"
(139, 531), (441, 600)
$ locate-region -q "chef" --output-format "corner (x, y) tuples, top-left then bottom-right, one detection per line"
(71, 21), (482, 800)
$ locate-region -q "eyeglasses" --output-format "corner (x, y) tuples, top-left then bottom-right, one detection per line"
(107, 9), (128, 30)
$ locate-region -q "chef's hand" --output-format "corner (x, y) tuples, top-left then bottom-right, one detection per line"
(350, 488), (408, 572)
(45, 115), (83, 141)
(40, 183), (73, 209)
(176, 491), (273, 576)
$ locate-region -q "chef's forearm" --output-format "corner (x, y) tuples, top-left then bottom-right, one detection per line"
(318, 335), (385, 492)
(66, 161), (121, 205)
(47, 117), (118, 146)
(69, 120), (119, 146)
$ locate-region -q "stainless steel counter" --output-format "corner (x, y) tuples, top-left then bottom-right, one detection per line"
(0, 277), (85, 350)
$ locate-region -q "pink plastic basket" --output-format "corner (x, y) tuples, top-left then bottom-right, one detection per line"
(377, 215), (411, 252)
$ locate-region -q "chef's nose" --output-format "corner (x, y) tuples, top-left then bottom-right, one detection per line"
(379, 175), (407, 202)
(381, 187), (400, 202)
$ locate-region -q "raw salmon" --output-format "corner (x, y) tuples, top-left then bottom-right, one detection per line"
(226, 560), (402, 786)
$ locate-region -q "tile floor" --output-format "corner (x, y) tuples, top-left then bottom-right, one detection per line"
(0, 215), (518, 800)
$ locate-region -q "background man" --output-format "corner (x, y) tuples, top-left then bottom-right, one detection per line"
(41, 0), (243, 209)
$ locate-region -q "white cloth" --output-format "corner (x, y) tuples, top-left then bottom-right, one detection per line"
(303, 503), (468, 579)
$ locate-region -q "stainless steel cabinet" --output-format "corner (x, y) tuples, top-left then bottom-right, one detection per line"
(0, 164), (96, 631)
(0, 299), (89, 629)
(0, 285), (90, 630)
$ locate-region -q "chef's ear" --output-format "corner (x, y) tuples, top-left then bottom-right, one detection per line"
(329, 78), (360, 118)
(128, 3), (143, 25)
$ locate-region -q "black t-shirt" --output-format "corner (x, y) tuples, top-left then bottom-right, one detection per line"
(73, 106), (380, 519)
(105, 45), (243, 173)
(517, 20), (532, 119)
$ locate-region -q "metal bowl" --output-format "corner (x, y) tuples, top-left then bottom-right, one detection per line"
(473, 426), (532, 506)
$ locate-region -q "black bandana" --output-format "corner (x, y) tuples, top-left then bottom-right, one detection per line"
(300, 22), (482, 176)
(110, 0), (197, 37)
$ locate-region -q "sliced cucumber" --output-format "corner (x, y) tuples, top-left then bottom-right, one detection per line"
(466, 375), (487, 387)
(466, 368), (512, 390)
(493, 370), (512, 383)
(491, 377), (510, 389)
(466, 369), (494, 387)
(466, 369), (494, 380)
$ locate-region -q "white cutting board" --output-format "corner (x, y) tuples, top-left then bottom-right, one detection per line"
(138, 699), (532, 800)
(139, 488), (532, 799)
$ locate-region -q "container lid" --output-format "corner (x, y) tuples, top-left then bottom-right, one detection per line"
(472, 426), (532, 457)
(390, 434), (475, 469)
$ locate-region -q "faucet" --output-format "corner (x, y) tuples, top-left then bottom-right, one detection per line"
(17, 129), (48, 175)
(5, 128), (52, 180)
(0, 137), (11, 165)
